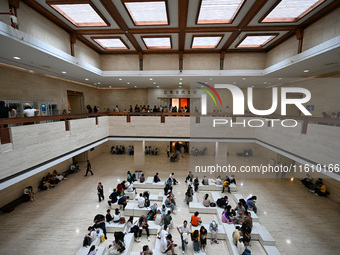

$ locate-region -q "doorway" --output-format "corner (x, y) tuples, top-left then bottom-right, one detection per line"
(67, 90), (84, 114)
(171, 98), (190, 112)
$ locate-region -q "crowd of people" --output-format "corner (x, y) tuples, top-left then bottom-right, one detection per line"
(38, 170), (66, 191)
(301, 176), (328, 196)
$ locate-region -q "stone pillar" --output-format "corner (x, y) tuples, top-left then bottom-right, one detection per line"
(134, 141), (145, 170)
(215, 142), (228, 166)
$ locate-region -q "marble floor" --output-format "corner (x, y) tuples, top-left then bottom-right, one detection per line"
(0, 153), (339, 255)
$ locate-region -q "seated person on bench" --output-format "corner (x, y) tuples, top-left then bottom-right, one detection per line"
(202, 176), (209, 185)
(153, 172), (161, 183)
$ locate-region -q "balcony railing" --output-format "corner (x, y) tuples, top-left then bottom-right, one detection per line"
(1, 112), (339, 145)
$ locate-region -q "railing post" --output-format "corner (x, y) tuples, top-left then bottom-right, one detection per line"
(127, 114), (131, 123)
(0, 126), (11, 144)
(161, 115), (165, 123)
(196, 116), (200, 124)
(302, 120), (308, 134)
(64, 119), (70, 131)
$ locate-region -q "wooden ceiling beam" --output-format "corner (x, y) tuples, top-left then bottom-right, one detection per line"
(22, 0), (74, 33)
(243, 25), (298, 32)
(221, 0), (268, 51)
(99, 0), (142, 52)
(178, 0), (189, 51)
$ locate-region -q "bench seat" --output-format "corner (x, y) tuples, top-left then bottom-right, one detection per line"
(191, 223), (226, 239)
(232, 194), (259, 222)
(263, 245), (281, 255)
(105, 221), (126, 233)
(76, 245), (105, 255)
(188, 202), (217, 214)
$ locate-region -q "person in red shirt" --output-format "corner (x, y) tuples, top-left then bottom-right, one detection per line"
(191, 211), (202, 226)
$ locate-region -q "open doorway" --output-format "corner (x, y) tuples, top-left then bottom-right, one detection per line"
(171, 98), (190, 112)
(67, 90), (84, 114)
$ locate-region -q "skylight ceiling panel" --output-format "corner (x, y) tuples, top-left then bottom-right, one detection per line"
(192, 36), (222, 48)
(124, 1), (168, 25)
(197, 0), (244, 24)
(143, 37), (171, 49)
(50, 3), (108, 27)
(262, 0), (325, 22)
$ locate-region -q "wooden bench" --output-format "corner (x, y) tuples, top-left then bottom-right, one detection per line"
(0, 195), (28, 213)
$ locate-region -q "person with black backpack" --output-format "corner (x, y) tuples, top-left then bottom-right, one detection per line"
(106, 232), (126, 254)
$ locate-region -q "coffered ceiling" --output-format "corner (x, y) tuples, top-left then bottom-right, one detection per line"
(23, 0), (339, 54)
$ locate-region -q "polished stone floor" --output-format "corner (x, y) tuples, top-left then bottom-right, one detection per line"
(0, 153), (339, 255)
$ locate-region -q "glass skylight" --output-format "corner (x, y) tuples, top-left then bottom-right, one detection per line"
(124, 1), (168, 26)
(93, 38), (128, 50)
(197, 0), (244, 24)
(192, 36), (222, 48)
(237, 35), (276, 48)
(50, 4), (108, 27)
(142, 37), (171, 49)
(262, 0), (325, 22)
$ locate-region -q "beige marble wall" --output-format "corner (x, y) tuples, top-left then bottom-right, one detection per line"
(0, 159), (72, 208)
(224, 53), (266, 70)
(98, 88), (149, 112)
(17, 2), (71, 55)
(303, 7), (340, 51)
(74, 39), (101, 69)
(184, 53), (220, 70)
(265, 36), (298, 68)
(0, 66), (101, 113)
(143, 54), (179, 70)
(101, 54), (139, 71)
(0, 117), (109, 180)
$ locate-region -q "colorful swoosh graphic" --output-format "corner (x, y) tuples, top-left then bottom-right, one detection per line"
(197, 82), (223, 106)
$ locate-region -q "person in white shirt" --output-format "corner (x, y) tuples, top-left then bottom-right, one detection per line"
(138, 193), (145, 208)
(115, 105), (119, 112)
(113, 208), (124, 223)
(216, 175), (222, 185)
(177, 220), (191, 254)
(160, 225), (169, 253)
(126, 182), (136, 193)
(237, 238), (251, 255)
(23, 103), (40, 117)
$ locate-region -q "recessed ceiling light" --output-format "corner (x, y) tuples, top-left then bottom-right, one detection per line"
(278, 78), (282, 80)
(179, 86), (182, 88)
(201, 85), (204, 87)
(127, 82), (130, 84)
(179, 82), (182, 85)
(85, 78), (89, 81)
(13, 56), (21, 60)
(119, 78), (122, 80)
(134, 85), (137, 88)
(109, 86), (112, 88)
(304, 69), (309, 73)
(179, 78), (183, 80)
(62, 71), (66, 74)
(153, 82), (156, 84)
(242, 78), (246, 80)
(233, 82), (236, 84)
(157, 85), (159, 88)
(209, 78), (213, 80)
(149, 78), (153, 80)
(98, 82), (101, 84)
(264, 82), (267, 84)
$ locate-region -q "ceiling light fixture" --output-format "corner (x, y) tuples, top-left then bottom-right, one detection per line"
(98, 82), (101, 84)
(109, 86), (112, 88)
(127, 82), (130, 84)
(209, 78), (213, 80)
(62, 71), (66, 74)
(278, 78), (282, 80)
(304, 69), (309, 72)
(153, 82), (156, 84)
(149, 78), (153, 80)
(179, 82), (182, 85)
(179, 85), (182, 88)
(119, 78), (122, 80)
(13, 56), (21, 60)
(179, 78), (183, 80)
(134, 85), (137, 88)
(85, 78), (89, 81)
(242, 78), (246, 80)
(157, 86), (159, 88)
